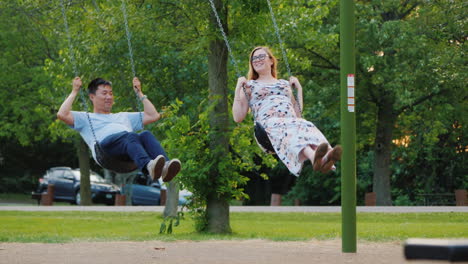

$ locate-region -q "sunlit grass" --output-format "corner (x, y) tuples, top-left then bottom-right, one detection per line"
(0, 211), (466, 243)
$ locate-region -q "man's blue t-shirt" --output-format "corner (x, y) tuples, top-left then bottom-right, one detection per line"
(71, 111), (143, 161)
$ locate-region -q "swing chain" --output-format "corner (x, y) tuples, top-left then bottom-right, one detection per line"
(121, 0), (136, 78)
(121, 0), (144, 127)
(207, 0), (252, 106)
(207, 0), (242, 79)
(60, 0), (78, 77)
(266, 0), (291, 77)
(60, 0), (99, 144)
(60, 0), (144, 145)
(266, 0), (301, 115)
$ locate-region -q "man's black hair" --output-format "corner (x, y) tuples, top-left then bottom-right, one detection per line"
(88, 78), (112, 95)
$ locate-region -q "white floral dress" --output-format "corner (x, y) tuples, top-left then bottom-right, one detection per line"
(248, 79), (329, 176)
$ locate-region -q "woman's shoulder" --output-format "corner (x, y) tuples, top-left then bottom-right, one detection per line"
(248, 79), (286, 86)
(247, 79), (256, 85)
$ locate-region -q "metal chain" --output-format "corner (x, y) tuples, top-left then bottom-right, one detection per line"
(60, 0), (78, 77)
(266, 0), (301, 115)
(207, 0), (241, 78)
(60, 0), (143, 146)
(266, 0), (291, 77)
(60, 0), (100, 144)
(121, 0), (143, 128)
(121, 0), (136, 78)
(207, 0), (252, 107)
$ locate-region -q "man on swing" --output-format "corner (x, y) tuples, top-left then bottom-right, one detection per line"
(57, 76), (181, 182)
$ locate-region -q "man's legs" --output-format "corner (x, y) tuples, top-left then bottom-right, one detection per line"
(138, 131), (168, 160)
(101, 131), (180, 182)
(100, 131), (164, 178)
(138, 131), (181, 182)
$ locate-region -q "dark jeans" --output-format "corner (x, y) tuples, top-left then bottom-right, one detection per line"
(100, 130), (168, 173)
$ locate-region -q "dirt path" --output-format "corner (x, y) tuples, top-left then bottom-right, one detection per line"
(0, 239), (446, 264)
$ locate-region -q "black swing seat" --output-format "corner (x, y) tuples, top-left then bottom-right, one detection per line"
(94, 143), (138, 173)
(404, 238), (468, 262)
(254, 122), (276, 155)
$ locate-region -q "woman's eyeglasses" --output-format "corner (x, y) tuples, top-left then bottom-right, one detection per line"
(251, 54), (268, 62)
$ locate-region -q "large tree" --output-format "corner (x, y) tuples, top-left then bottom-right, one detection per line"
(356, 0), (466, 204)
(205, 0), (231, 233)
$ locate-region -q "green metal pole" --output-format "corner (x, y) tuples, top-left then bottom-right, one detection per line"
(340, 0), (357, 253)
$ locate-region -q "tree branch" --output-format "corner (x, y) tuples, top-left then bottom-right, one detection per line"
(399, 2), (421, 19)
(310, 63), (339, 70)
(396, 89), (447, 115)
(309, 50), (340, 70)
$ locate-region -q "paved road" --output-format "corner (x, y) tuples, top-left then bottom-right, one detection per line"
(0, 205), (467, 212)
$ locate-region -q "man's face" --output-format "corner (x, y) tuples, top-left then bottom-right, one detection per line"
(90, 85), (114, 113)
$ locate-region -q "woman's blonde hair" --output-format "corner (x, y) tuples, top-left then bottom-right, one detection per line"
(247, 46), (278, 80)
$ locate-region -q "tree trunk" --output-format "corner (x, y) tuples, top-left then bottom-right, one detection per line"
(372, 103), (396, 205)
(205, 0), (231, 233)
(77, 138), (92, 205)
(206, 193), (231, 233)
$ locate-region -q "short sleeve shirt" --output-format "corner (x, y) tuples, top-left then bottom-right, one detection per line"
(71, 111), (143, 160)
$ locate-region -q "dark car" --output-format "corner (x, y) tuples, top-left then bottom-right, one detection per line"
(34, 167), (120, 205)
(124, 173), (191, 206)
(123, 173), (162, 205)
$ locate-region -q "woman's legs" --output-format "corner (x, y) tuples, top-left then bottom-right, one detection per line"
(300, 143), (340, 173)
(299, 145), (316, 163)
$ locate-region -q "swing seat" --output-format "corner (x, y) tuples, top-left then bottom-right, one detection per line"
(254, 122), (276, 154)
(94, 143), (138, 173)
(404, 238), (468, 261)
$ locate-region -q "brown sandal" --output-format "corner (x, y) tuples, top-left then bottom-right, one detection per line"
(320, 145), (342, 173)
(313, 143), (329, 171)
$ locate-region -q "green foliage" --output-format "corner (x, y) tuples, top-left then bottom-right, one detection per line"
(0, 1), (58, 145)
(159, 209), (185, 235)
(283, 162), (341, 205)
(156, 99), (277, 227)
(353, 0), (467, 203)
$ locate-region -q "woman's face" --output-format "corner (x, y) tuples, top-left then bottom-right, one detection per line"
(251, 49), (272, 75)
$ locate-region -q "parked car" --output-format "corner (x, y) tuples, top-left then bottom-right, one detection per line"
(34, 167), (120, 205)
(123, 173), (191, 206)
(124, 173), (161, 205)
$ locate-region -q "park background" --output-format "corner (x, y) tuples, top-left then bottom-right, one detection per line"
(0, 0), (466, 217)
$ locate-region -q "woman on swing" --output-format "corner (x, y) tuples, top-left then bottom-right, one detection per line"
(232, 46), (342, 176)
(57, 76), (181, 182)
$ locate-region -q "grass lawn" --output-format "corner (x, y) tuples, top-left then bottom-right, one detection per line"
(0, 211), (466, 243)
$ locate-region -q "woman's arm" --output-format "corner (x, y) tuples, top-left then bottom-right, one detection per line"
(289, 76), (303, 118)
(57, 77), (81, 126)
(232, 77), (250, 123)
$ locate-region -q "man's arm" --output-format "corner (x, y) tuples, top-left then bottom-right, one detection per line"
(132, 77), (160, 125)
(57, 77), (81, 126)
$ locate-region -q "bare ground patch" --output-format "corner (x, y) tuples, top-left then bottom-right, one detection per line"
(0, 239), (447, 264)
